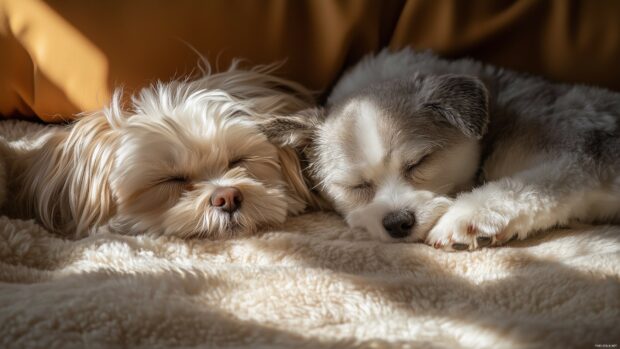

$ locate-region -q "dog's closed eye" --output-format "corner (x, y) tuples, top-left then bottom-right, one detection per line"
(404, 154), (430, 175)
(347, 181), (375, 201)
(351, 181), (373, 190)
(228, 157), (247, 168)
(158, 175), (190, 186)
(160, 175), (189, 184)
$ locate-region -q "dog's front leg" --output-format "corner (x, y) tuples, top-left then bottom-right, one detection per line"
(425, 157), (609, 251)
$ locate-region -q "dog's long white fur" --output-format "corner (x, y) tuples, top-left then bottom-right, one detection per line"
(1, 61), (318, 239)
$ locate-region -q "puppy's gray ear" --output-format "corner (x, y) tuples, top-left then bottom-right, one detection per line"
(422, 75), (489, 139)
(259, 107), (324, 149)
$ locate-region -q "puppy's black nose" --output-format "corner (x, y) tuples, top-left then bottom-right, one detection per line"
(210, 187), (243, 213)
(382, 210), (415, 238)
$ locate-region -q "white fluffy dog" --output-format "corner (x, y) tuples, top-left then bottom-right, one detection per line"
(0, 62), (321, 239)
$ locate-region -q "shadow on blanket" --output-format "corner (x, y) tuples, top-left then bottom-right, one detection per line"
(1, 213), (619, 348)
(244, 220), (620, 346)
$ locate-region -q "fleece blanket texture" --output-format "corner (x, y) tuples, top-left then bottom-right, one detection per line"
(0, 121), (619, 349)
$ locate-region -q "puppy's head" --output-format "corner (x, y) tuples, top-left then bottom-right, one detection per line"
(268, 74), (489, 241)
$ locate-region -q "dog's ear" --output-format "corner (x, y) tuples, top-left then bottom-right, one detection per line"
(259, 107), (324, 149)
(259, 107), (329, 212)
(422, 75), (489, 139)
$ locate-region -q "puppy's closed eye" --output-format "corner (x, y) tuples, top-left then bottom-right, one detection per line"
(351, 181), (373, 191)
(346, 181), (375, 201)
(404, 154), (431, 175)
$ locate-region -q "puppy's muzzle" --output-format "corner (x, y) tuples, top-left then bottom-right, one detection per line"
(382, 210), (415, 239)
(210, 187), (243, 213)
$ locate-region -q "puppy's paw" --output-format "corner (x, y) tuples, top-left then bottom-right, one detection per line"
(425, 203), (520, 251)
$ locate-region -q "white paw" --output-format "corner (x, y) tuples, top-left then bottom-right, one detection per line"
(425, 202), (520, 251)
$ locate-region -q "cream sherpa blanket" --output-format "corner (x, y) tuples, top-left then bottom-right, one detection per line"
(0, 121), (619, 349)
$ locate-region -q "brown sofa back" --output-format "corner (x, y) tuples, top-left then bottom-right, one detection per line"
(2, 0), (619, 122)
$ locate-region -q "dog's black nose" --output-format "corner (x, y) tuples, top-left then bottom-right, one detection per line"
(382, 210), (415, 238)
(210, 187), (243, 213)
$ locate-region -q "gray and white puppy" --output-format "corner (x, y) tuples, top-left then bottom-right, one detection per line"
(263, 48), (620, 251)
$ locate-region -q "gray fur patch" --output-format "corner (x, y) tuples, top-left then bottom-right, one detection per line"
(421, 75), (489, 139)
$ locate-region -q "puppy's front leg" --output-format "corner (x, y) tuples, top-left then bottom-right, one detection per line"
(425, 157), (610, 251)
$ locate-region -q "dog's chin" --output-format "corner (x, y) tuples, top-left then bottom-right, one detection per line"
(161, 208), (286, 240)
(185, 216), (252, 240)
(191, 208), (289, 240)
(173, 205), (283, 240)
